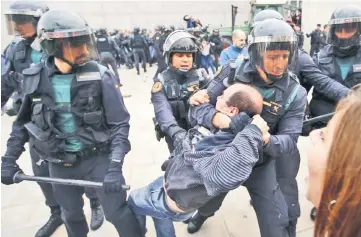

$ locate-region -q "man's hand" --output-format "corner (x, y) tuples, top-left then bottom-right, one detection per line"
(237, 54), (245, 60)
(251, 115), (270, 142)
(229, 112), (251, 134)
(189, 89), (209, 106)
(212, 112), (232, 129)
(1, 157), (22, 185)
(103, 161), (125, 193)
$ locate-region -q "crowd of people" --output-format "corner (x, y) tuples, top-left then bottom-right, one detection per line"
(1, 1), (361, 237)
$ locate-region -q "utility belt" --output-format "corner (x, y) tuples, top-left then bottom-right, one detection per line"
(32, 141), (110, 166)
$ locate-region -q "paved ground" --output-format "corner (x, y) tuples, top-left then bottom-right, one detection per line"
(1, 66), (315, 237)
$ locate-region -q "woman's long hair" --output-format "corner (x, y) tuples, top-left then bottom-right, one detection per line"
(314, 86), (361, 237)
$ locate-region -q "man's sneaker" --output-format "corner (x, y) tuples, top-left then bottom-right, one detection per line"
(187, 212), (209, 234)
(35, 208), (63, 237)
(89, 199), (104, 231)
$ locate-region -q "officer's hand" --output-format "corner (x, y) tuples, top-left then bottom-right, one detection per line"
(237, 54), (245, 60)
(103, 161), (125, 194)
(229, 112), (251, 134)
(189, 89), (209, 106)
(251, 115), (269, 141)
(1, 157), (22, 185)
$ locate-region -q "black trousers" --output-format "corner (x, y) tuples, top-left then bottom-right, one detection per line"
(49, 152), (142, 237)
(99, 52), (120, 83)
(30, 144), (98, 209)
(133, 49), (146, 72)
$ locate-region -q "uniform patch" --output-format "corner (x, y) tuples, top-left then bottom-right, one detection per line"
(32, 97), (41, 102)
(214, 66), (223, 78)
(152, 82), (163, 93)
(156, 36), (160, 40)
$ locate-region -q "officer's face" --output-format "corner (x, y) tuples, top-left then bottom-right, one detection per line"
(263, 50), (290, 77)
(62, 41), (89, 65)
(335, 24), (357, 39)
(14, 22), (36, 38)
(171, 53), (193, 70)
(306, 113), (339, 208)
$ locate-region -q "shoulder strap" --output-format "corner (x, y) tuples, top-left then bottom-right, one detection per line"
(22, 62), (43, 94)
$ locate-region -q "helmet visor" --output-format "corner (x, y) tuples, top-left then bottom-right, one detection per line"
(52, 33), (98, 65)
(328, 17), (361, 48)
(248, 35), (298, 77)
(4, 14), (36, 36)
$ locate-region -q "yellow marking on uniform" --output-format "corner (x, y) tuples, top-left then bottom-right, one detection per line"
(263, 101), (272, 106)
(214, 66), (222, 78)
(152, 82), (163, 93)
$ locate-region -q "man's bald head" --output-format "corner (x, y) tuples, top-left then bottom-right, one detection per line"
(232, 30), (246, 48)
(215, 84), (263, 117)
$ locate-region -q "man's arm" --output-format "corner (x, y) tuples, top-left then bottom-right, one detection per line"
(101, 72), (131, 162)
(263, 86), (307, 157)
(299, 50), (349, 101)
(109, 37), (121, 55)
(151, 80), (184, 139)
(190, 124), (263, 196)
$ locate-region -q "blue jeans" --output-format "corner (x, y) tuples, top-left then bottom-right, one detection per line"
(128, 176), (195, 237)
(201, 55), (216, 74)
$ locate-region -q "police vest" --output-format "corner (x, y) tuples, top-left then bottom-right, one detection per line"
(7, 39), (44, 74)
(131, 35), (144, 49)
(230, 62), (301, 134)
(22, 60), (109, 163)
(159, 68), (202, 129)
(96, 37), (112, 54)
(313, 45), (361, 102)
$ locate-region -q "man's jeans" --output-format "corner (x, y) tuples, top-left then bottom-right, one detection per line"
(128, 176), (195, 237)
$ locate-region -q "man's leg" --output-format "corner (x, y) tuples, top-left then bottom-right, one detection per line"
(133, 51), (140, 75)
(310, 44), (315, 57)
(109, 56), (121, 84)
(49, 163), (88, 237)
(245, 159), (289, 237)
(30, 146), (63, 237)
(140, 50), (147, 73)
(128, 176), (194, 237)
(275, 151), (301, 237)
(85, 152), (142, 237)
(186, 192), (228, 233)
(84, 188), (104, 231)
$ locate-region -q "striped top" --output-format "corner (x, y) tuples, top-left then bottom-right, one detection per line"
(164, 124), (263, 211)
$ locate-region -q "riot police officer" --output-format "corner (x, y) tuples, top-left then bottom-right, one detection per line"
(153, 25), (168, 79)
(151, 30), (209, 153)
(1, 10), (142, 237)
(131, 27), (148, 75)
(186, 19), (307, 237)
(308, 4), (361, 220)
(209, 29), (223, 70)
(114, 31), (134, 69)
(95, 28), (121, 84)
(2, 3), (105, 235)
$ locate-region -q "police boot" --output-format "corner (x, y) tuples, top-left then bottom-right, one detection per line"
(187, 212), (210, 234)
(286, 224), (297, 237)
(35, 206), (63, 237)
(89, 198), (104, 231)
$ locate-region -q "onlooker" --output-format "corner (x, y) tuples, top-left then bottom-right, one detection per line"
(307, 24), (322, 56)
(200, 37), (216, 74)
(183, 15), (201, 29)
(306, 86), (361, 237)
(219, 29), (248, 66)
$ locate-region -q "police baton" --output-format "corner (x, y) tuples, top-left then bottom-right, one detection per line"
(302, 112), (334, 126)
(13, 172), (130, 190)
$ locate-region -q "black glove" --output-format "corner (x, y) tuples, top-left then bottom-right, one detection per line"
(1, 157), (22, 185)
(172, 129), (187, 152)
(103, 161), (125, 194)
(229, 112), (251, 134)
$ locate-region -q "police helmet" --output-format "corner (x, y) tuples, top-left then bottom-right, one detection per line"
(251, 10), (284, 30)
(4, 1), (49, 36)
(134, 27), (140, 33)
(327, 5), (361, 51)
(163, 30), (199, 66)
(37, 10), (98, 67)
(248, 19), (298, 81)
